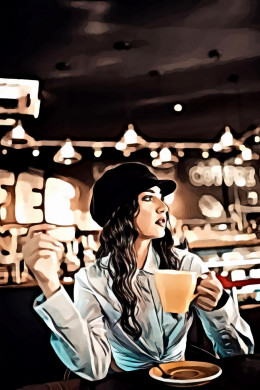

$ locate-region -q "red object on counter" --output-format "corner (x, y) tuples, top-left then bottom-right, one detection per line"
(216, 274), (260, 289)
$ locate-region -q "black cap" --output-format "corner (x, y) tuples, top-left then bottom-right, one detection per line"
(90, 163), (176, 227)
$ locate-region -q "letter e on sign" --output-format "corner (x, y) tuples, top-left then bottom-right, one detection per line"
(15, 172), (44, 223)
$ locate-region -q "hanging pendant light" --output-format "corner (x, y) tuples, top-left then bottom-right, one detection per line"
(123, 124), (138, 145)
(220, 126), (233, 147)
(53, 139), (82, 165)
(0, 119), (36, 149)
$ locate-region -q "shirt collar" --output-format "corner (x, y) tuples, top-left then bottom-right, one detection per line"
(140, 242), (160, 274)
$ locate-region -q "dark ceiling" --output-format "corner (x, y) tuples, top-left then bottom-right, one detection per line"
(1, 0), (260, 143)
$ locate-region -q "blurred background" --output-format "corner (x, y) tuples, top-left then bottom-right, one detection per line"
(1, 1), (260, 389)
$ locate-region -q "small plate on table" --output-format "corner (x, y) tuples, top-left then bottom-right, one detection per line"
(149, 361), (222, 387)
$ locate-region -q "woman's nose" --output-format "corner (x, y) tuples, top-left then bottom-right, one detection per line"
(156, 198), (168, 213)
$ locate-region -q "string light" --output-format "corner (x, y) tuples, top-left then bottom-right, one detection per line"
(150, 150), (158, 158)
(115, 142), (126, 150)
(178, 150), (184, 157)
(173, 103), (183, 112)
(202, 151), (209, 158)
(94, 148), (102, 158)
(152, 158), (162, 167)
(32, 148), (40, 157)
(241, 147), (252, 161)
(0, 118), (259, 166)
(234, 156), (243, 165)
(213, 143), (222, 152)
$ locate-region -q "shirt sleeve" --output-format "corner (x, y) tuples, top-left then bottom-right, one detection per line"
(33, 268), (112, 381)
(181, 251), (255, 357)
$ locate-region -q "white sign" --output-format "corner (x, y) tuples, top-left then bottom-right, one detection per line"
(189, 160), (256, 187)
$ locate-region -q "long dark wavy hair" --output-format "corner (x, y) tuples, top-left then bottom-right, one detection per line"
(96, 195), (180, 340)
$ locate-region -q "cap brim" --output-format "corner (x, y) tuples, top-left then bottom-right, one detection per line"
(156, 179), (176, 196)
(136, 178), (176, 197)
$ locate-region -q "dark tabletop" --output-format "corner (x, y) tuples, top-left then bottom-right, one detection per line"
(19, 354), (260, 390)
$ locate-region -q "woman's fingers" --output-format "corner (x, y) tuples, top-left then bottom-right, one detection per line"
(196, 271), (223, 311)
(196, 285), (219, 301)
(32, 237), (63, 252)
(23, 227), (65, 273)
(196, 296), (215, 311)
(27, 224), (57, 239)
(21, 225), (63, 298)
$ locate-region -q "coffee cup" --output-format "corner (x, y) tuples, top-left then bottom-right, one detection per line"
(154, 270), (199, 313)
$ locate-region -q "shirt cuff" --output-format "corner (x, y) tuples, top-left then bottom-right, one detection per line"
(33, 285), (75, 327)
(212, 290), (230, 311)
(198, 292), (239, 323)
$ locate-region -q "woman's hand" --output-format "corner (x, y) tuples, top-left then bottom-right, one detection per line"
(22, 224), (64, 298)
(195, 271), (223, 311)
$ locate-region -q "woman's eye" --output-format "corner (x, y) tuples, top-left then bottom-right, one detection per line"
(142, 195), (152, 201)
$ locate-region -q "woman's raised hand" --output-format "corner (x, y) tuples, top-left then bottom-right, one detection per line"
(22, 224), (64, 298)
(195, 271), (223, 311)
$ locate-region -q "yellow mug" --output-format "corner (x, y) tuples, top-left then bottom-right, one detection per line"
(154, 270), (199, 313)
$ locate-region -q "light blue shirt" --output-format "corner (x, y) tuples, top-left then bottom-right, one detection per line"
(34, 245), (254, 381)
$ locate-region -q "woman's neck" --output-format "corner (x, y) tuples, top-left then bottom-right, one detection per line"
(134, 237), (151, 269)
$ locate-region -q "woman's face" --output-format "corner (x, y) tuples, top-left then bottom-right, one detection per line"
(135, 186), (168, 240)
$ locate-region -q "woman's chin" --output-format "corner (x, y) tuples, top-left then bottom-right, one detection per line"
(153, 229), (166, 239)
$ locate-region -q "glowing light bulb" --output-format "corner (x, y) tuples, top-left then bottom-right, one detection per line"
(152, 158), (162, 167)
(94, 148), (102, 157)
(202, 151), (209, 158)
(234, 156), (243, 165)
(221, 126), (233, 147)
(124, 124), (137, 144)
(61, 140), (75, 159)
(64, 158), (72, 165)
(12, 120), (25, 139)
(32, 149), (40, 157)
(173, 103), (183, 112)
(255, 135), (260, 143)
(241, 147), (252, 161)
(213, 143), (222, 152)
(159, 147), (171, 162)
(115, 142), (126, 150)
(150, 150), (158, 158)
(178, 150), (184, 157)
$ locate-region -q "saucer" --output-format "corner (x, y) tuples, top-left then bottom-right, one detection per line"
(149, 361), (222, 387)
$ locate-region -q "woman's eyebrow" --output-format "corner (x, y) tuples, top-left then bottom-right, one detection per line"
(143, 189), (163, 198)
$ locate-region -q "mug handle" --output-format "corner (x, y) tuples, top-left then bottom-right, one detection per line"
(192, 292), (199, 301)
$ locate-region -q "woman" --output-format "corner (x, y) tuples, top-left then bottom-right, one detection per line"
(23, 163), (254, 381)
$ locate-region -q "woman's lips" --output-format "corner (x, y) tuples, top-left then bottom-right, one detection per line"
(155, 217), (166, 227)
